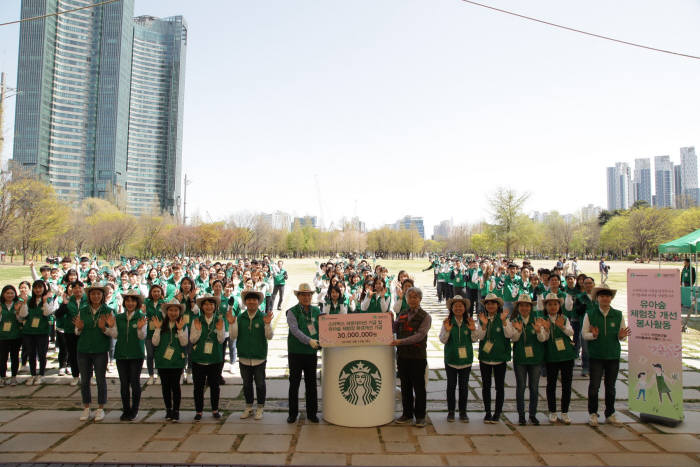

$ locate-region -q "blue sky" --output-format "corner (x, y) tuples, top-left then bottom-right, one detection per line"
(1, 0), (699, 235)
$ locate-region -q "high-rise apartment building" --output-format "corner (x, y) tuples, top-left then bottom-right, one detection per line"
(680, 147), (699, 207)
(12, 0), (186, 216)
(654, 156), (675, 208)
(393, 215), (425, 239)
(606, 162), (631, 210)
(632, 158), (652, 205)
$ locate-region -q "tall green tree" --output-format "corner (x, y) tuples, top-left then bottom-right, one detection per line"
(488, 188), (529, 258)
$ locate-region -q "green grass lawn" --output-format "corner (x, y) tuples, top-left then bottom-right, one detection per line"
(0, 264), (33, 285)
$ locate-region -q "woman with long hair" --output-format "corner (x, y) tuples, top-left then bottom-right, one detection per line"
(0, 285), (22, 386)
(18, 280), (55, 385)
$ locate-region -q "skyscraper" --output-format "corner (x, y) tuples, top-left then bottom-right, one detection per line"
(606, 162), (631, 211)
(393, 215), (425, 239)
(654, 155), (675, 208)
(632, 158), (652, 205)
(680, 147), (699, 207)
(12, 1), (186, 216)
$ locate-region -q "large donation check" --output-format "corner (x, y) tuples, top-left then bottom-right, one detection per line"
(318, 313), (394, 347)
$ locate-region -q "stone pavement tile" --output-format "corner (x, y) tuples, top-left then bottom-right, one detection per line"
(597, 453), (699, 466)
(643, 433), (700, 452)
(352, 454), (444, 466)
(650, 411), (700, 434)
(540, 454), (603, 466)
(30, 385), (79, 398)
(597, 424), (644, 440)
(178, 434), (236, 452)
(431, 415), (512, 435)
(1, 383), (39, 397)
(195, 453), (287, 465)
(237, 433), (292, 452)
(557, 411), (634, 424)
(35, 453), (99, 463)
(618, 440), (661, 452)
(385, 441), (416, 452)
(683, 371), (700, 386)
(54, 423), (159, 452)
(380, 426), (424, 442)
(0, 433), (12, 443)
(219, 420), (296, 434)
(417, 435), (470, 453)
(154, 423), (192, 439)
(291, 453), (348, 465)
(297, 425), (382, 453)
(196, 423), (217, 434)
(95, 452), (191, 463)
(627, 422), (655, 434)
(145, 410), (221, 423)
(0, 433), (63, 451)
(446, 454), (542, 466)
(225, 410), (290, 425)
(143, 440), (180, 451)
(0, 410), (28, 423)
(140, 384), (163, 398)
(0, 453), (36, 462)
(518, 426), (619, 453)
(471, 435), (530, 454)
(571, 379), (628, 400)
(101, 409), (149, 423)
(205, 383), (241, 398)
(684, 388), (700, 400)
(0, 409), (86, 433)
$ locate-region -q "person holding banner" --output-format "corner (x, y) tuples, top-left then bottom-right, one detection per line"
(583, 286), (630, 427)
(391, 287), (431, 428)
(286, 283), (321, 424)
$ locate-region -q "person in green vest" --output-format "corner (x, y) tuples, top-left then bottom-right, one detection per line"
(286, 283), (320, 424)
(359, 277), (391, 313)
(322, 285), (349, 314)
(583, 286), (630, 427)
(195, 265), (212, 296)
(0, 285), (22, 386)
(151, 299), (188, 421)
(477, 293), (514, 423)
(391, 287), (431, 428)
(144, 285), (165, 385)
(537, 274), (573, 317)
(113, 291), (147, 421)
(465, 259), (481, 317)
(510, 294), (547, 426)
(541, 293), (576, 425)
(271, 260), (288, 311)
(574, 276), (596, 377)
(501, 263), (523, 314)
(74, 285), (116, 422)
(227, 290), (274, 420)
(451, 260), (468, 299)
(55, 281), (86, 386)
(392, 278), (414, 314)
(18, 280), (56, 385)
(681, 258), (696, 287)
(190, 294), (225, 421)
(165, 263), (185, 300)
(439, 295), (478, 422)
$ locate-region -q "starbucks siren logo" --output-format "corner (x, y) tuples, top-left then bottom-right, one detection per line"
(338, 360), (382, 405)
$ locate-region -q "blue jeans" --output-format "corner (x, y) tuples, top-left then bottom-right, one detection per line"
(239, 360), (266, 406)
(514, 363), (541, 417)
(77, 352), (108, 405)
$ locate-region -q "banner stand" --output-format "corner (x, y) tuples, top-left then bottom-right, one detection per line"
(639, 413), (681, 427)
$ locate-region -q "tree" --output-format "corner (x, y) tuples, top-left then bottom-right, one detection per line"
(600, 215), (629, 257)
(673, 207), (700, 237)
(488, 188), (529, 258)
(631, 200), (650, 210)
(626, 207), (675, 258)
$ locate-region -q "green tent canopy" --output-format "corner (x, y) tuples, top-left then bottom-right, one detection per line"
(658, 229), (700, 254)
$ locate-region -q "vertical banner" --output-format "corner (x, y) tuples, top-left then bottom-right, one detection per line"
(627, 269), (683, 421)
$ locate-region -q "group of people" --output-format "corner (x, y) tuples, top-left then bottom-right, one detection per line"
(0, 254), (631, 429)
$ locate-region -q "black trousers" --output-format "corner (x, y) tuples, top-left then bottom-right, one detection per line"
(23, 334), (49, 376)
(0, 338), (22, 378)
(445, 365), (471, 414)
(116, 358), (144, 414)
(56, 331), (67, 368)
(240, 361), (267, 406)
(465, 288), (480, 317)
(288, 353), (318, 418)
(453, 287), (467, 300)
(444, 284), (454, 300)
(158, 368), (183, 412)
(64, 333), (80, 378)
(480, 362), (506, 414)
(437, 282), (446, 301)
(272, 284), (285, 309)
(588, 358), (620, 417)
(193, 362), (222, 413)
(397, 357), (427, 419)
(546, 359), (574, 413)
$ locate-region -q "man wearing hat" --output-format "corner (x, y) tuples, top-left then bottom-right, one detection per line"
(228, 290), (274, 420)
(286, 283), (321, 423)
(583, 286), (630, 427)
(113, 290), (147, 421)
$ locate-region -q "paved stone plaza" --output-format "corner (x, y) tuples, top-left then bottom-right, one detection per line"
(0, 284), (699, 466)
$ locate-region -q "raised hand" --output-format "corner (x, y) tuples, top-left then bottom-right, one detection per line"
(151, 316), (162, 329)
(542, 319), (551, 331)
(226, 309), (236, 325)
(512, 320), (523, 332)
(534, 318), (543, 332)
(467, 317), (476, 331)
(215, 318), (224, 331)
(97, 315), (107, 330)
(137, 317), (147, 329)
(478, 313), (488, 326)
(618, 326), (631, 339)
(500, 309), (509, 322)
(443, 318), (453, 332)
(73, 316), (84, 331)
(263, 313), (273, 324)
(555, 314), (565, 329)
(175, 292), (184, 302)
(106, 314), (116, 328)
(193, 318), (202, 331)
(175, 317), (185, 330)
(189, 290), (197, 300)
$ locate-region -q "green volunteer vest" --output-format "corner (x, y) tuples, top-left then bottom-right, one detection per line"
(586, 305), (622, 360)
(363, 296), (383, 314)
(22, 298), (50, 335)
(0, 302), (21, 340)
(191, 315), (224, 364)
(236, 310), (268, 360)
(544, 315), (576, 363)
(145, 298), (165, 339)
(274, 269), (287, 286)
(114, 310), (146, 360)
(62, 295), (87, 335)
(502, 276), (522, 302)
(478, 314), (511, 362)
(443, 316), (474, 366)
(286, 304), (320, 355)
(512, 313), (545, 365)
(325, 301), (343, 314)
(77, 305), (112, 354)
(466, 268), (481, 289)
(452, 271), (466, 288)
(154, 324), (187, 369)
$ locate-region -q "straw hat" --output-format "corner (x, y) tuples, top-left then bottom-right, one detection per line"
(121, 289), (144, 308)
(514, 294), (533, 306)
(294, 283), (314, 296)
(446, 295), (471, 311)
(241, 290), (264, 303)
(196, 293), (221, 308)
(591, 285), (617, 301)
(160, 299), (185, 316)
(85, 285), (107, 300)
(481, 293), (504, 306)
(542, 293), (564, 306)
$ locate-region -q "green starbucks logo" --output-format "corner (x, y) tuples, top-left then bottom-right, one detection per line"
(338, 360), (382, 406)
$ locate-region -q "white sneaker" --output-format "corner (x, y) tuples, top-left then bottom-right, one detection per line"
(240, 407), (253, 419)
(549, 412), (558, 423)
(94, 408), (105, 422)
(80, 408), (91, 421)
(560, 413), (571, 425)
(146, 376), (154, 385)
(228, 365), (236, 374)
(606, 414), (622, 426)
(9, 377), (17, 386)
(25, 376), (35, 386)
(35, 376), (44, 385)
(20, 363), (28, 374)
(186, 374), (192, 385)
(589, 413), (599, 427)
(58, 368), (66, 376)
(254, 407), (264, 420)
(70, 377), (80, 386)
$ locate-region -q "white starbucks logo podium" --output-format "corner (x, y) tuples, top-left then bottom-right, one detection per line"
(338, 360), (382, 406)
